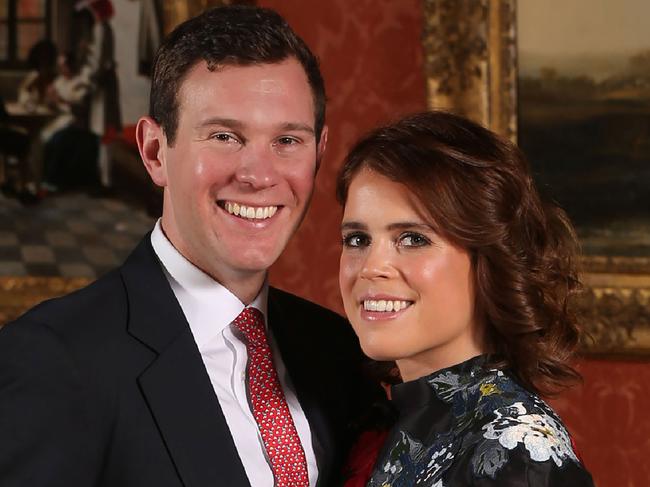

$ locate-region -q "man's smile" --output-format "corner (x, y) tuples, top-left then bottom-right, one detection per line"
(218, 200), (280, 221)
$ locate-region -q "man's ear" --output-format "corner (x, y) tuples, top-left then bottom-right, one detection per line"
(315, 124), (328, 173)
(136, 116), (168, 187)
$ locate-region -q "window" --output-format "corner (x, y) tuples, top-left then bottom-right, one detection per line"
(0, 0), (52, 68)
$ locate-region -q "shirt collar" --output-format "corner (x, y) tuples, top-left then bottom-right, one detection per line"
(150, 219), (268, 349)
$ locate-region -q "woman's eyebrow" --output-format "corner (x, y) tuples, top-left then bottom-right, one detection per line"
(341, 221), (434, 232)
(386, 222), (434, 232)
(340, 221), (367, 231)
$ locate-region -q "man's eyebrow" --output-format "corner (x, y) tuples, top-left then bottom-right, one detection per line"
(194, 119), (315, 135)
(196, 117), (245, 130)
(280, 122), (315, 135)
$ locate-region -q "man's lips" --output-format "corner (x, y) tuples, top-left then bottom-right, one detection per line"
(217, 200), (280, 221)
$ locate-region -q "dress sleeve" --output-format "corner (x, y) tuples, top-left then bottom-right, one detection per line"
(470, 446), (595, 487)
(0, 319), (104, 487)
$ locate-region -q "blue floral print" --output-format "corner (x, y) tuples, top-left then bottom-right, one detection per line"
(367, 355), (593, 486)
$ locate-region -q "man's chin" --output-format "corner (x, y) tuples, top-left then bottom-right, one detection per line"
(229, 249), (283, 275)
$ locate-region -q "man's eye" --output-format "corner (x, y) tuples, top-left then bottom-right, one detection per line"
(399, 232), (430, 247)
(276, 136), (300, 146)
(211, 133), (239, 143)
(342, 233), (369, 248)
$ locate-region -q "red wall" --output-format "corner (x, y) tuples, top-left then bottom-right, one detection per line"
(262, 2), (648, 486)
(550, 359), (650, 487)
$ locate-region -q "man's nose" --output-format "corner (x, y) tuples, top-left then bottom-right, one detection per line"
(234, 143), (279, 189)
(359, 241), (397, 280)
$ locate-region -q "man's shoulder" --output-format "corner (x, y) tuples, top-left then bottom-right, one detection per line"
(269, 286), (346, 324)
(268, 286), (359, 356)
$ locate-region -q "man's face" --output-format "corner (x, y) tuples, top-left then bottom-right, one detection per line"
(155, 59), (325, 287)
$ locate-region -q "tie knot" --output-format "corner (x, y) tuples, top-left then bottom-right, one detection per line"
(234, 307), (266, 346)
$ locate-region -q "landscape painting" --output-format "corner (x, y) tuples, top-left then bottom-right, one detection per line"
(517, 0), (650, 261)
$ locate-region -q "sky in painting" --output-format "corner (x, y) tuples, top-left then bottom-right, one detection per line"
(518, 0), (650, 79)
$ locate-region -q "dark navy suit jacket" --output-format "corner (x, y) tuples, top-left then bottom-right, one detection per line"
(0, 237), (379, 487)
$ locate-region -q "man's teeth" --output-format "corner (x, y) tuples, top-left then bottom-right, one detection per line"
(224, 202), (278, 220)
(363, 300), (411, 312)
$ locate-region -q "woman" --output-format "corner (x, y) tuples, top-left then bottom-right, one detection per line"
(337, 111), (594, 486)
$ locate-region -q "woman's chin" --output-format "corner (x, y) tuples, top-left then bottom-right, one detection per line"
(360, 341), (400, 362)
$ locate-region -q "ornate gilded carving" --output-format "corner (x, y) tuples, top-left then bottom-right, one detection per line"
(577, 274), (650, 355)
(582, 255), (650, 275)
(0, 277), (91, 325)
(422, 0), (488, 122)
(162, 0), (255, 34)
(487, 0), (517, 140)
(422, 0), (516, 140)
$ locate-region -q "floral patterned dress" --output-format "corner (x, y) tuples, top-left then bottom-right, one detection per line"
(367, 355), (594, 486)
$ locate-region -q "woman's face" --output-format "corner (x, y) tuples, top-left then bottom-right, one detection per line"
(339, 169), (483, 381)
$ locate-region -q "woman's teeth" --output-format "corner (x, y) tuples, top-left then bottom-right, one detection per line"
(224, 202), (278, 220)
(363, 299), (412, 312)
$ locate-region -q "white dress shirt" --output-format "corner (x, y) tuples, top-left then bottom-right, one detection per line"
(151, 221), (319, 486)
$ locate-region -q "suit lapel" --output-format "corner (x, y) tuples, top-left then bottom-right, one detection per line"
(267, 290), (335, 487)
(122, 237), (249, 487)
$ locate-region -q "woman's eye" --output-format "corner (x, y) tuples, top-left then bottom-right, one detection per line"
(342, 233), (369, 248)
(399, 232), (430, 247)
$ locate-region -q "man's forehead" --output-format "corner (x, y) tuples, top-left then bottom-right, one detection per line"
(185, 58), (307, 83)
(255, 78), (285, 94)
(177, 59), (312, 101)
(176, 59), (316, 126)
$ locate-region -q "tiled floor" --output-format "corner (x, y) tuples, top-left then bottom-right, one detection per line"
(0, 192), (155, 278)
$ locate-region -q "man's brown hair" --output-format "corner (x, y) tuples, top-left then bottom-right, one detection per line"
(150, 5), (326, 146)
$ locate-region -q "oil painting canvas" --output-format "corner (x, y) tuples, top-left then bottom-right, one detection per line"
(517, 0), (650, 261)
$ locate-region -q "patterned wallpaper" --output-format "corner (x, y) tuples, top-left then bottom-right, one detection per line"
(551, 359), (650, 487)
(261, 2), (648, 487)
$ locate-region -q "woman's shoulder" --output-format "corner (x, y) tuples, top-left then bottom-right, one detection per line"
(367, 358), (594, 486)
(435, 364), (593, 484)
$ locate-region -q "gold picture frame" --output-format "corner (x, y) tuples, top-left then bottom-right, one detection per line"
(422, 0), (650, 356)
(422, 0), (517, 141)
(162, 0), (255, 34)
(0, 277), (91, 324)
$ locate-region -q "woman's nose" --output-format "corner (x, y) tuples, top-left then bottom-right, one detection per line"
(359, 242), (397, 280)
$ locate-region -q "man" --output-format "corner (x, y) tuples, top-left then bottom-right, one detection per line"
(0, 6), (379, 487)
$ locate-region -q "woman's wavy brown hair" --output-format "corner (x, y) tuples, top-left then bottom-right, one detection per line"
(336, 111), (582, 396)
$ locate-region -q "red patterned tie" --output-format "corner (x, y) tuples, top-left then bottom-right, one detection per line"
(234, 307), (310, 487)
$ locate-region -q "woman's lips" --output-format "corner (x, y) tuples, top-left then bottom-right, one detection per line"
(362, 298), (412, 312)
(359, 297), (414, 321)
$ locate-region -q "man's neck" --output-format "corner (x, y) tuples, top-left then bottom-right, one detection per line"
(217, 271), (266, 306)
(157, 221), (266, 305)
